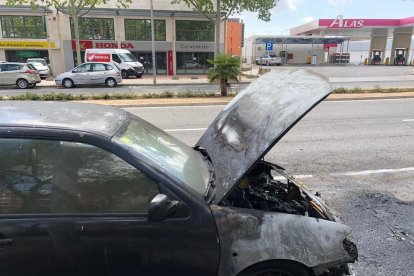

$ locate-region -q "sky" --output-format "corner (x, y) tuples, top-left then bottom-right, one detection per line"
(241, 0), (414, 37)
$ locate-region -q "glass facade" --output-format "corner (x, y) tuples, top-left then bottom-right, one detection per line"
(70, 17), (115, 40)
(132, 52), (167, 74)
(125, 19), (166, 41)
(5, 50), (49, 63)
(176, 20), (214, 42)
(0, 16), (46, 38)
(176, 52), (214, 74)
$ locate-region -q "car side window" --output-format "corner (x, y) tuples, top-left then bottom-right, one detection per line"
(0, 139), (159, 214)
(93, 63), (106, 72)
(105, 64), (114, 70)
(3, 64), (21, 71)
(112, 54), (121, 63)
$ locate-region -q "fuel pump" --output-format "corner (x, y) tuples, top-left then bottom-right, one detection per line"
(370, 49), (382, 65)
(394, 48), (407, 65)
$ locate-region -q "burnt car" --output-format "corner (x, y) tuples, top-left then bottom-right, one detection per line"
(0, 69), (357, 276)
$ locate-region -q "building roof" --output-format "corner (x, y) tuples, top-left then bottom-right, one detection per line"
(251, 35), (347, 45)
(0, 102), (127, 137)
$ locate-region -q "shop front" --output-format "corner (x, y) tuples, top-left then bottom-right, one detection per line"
(175, 42), (215, 74)
(0, 40), (56, 63)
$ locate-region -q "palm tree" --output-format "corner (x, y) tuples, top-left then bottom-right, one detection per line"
(208, 54), (241, 96)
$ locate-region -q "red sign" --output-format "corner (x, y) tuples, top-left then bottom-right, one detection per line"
(71, 40), (134, 50)
(85, 53), (111, 62)
(168, 50), (173, 76)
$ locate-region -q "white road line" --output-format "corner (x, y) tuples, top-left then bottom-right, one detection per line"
(164, 127), (207, 132)
(402, 119), (414, 122)
(330, 167), (414, 176)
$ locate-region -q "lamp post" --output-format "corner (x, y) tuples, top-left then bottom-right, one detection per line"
(150, 0), (157, 84)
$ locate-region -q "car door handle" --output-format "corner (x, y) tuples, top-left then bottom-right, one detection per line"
(0, 238), (13, 246)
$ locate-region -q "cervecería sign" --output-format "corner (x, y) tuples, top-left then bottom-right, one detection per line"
(0, 41), (56, 49)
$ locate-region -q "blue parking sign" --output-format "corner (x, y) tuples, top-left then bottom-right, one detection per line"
(265, 42), (273, 51)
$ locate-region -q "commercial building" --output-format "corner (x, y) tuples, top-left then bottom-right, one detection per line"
(0, 0), (225, 76)
(225, 18), (244, 57)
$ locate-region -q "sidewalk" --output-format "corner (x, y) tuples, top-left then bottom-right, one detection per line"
(76, 91), (414, 107)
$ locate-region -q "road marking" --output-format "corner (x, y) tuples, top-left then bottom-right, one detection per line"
(331, 167), (414, 176)
(402, 119), (414, 122)
(164, 127), (207, 132)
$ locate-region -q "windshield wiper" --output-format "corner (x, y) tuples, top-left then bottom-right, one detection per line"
(195, 147), (216, 204)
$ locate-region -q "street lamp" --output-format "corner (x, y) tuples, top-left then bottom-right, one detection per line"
(150, 0), (156, 84)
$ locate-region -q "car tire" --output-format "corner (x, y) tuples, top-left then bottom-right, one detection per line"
(105, 77), (117, 87)
(62, 78), (74, 88)
(16, 78), (29, 89)
(137, 74), (143, 79)
(121, 70), (128, 79)
(28, 83), (36, 88)
(238, 261), (309, 276)
(255, 61), (259, 65)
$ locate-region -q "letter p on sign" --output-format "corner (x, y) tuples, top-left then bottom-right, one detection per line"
(266, 42), (273, 51)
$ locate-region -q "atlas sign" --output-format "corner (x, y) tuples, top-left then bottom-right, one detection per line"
(328, 15), (363, 28)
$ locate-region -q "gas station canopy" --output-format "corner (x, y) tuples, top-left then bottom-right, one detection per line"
(290, 16), (414, 38)
(254, 36), (347, 45)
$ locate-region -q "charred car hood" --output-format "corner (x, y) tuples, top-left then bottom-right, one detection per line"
(196, 69), (331, 204)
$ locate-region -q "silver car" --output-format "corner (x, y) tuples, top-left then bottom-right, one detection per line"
(0, 62), (41, 89)
(256, 53), (282, 66)
(27, 58), (51, 79)
(55, 62), (122, 88)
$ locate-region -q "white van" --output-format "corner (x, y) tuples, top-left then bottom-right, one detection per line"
(84, 49), (144, 79)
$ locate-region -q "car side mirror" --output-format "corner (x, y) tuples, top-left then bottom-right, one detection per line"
(148, 194), (186, 221)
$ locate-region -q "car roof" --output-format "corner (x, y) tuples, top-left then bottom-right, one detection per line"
(0, 101), (127, 137)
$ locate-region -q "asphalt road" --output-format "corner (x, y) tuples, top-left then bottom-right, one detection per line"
(125, 98), (414, 276)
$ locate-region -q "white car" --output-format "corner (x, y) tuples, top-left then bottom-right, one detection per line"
(55, 62), (122, 88)
(0, 62), (41, 89)
(27, 58), (51, 79)
(256, 53), (282, 66)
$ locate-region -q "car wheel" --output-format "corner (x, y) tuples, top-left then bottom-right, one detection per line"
(105, 77), (117, 87)
(28, 83), (36, 88)
(238, 261), (309, 276)
(121, 70), (128, 79)
(137, 74), (143, 79)
(62, 78), (74, 88)
(16, 78), (29, 89)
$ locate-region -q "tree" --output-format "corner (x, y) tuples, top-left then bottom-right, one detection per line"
(172, 0), (280, 55)
(207, 53), (240, 96)
(6, 0), (132, 66)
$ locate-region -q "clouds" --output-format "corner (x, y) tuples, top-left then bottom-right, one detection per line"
(303, 16), (315, 23)
(276, 0), (300, 11)
(327, 0), (351, 5)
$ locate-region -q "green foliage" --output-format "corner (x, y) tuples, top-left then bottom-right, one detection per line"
(172, 0), (279, 21)
(207, 54), (240, 96)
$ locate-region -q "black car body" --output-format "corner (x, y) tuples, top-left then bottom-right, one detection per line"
(0, 69), (357, 276)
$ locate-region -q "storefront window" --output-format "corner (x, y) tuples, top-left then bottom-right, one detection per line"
(131, 52), (167, 75)
(72, 51), (86, 65)
(5, 50), (49, 63)
(70, 17), (114, 40)
(0, 16), (46, 38)
(176, 20), (214, 42)
(176, 52), (214, 74)
(125, 19), (166, 41)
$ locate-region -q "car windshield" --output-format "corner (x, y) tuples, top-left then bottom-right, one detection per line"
(29, 60), (47, 66)
(114, 115), (210, 196)
(119, 53), (137, 62)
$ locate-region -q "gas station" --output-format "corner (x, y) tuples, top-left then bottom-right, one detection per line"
(244, 15), (414, 66)
(289, 15), (414, 65)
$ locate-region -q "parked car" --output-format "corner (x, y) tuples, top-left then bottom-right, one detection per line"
(256, 52), (282, 66)
(84, 48), (144, 79)
(0, 62), (41, 89)
(55, 62), (122, 88)
(184, 60), (200, 68)
(27, 58), (51, 79)
(0, 70), (357, 276)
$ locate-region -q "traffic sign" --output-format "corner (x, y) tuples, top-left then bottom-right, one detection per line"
(265, 42), (273, 51)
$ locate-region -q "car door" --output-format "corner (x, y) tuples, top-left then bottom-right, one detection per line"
(1, 64), (21, 85)
(0, 137), (219, 276)
(71, 64), (91, 85)
(91, 63), (107, 84)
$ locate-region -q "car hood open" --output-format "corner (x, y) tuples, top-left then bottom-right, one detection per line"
(196, 69), (331, 204)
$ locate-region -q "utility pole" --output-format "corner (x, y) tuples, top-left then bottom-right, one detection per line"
(150, 0), (157, 84)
